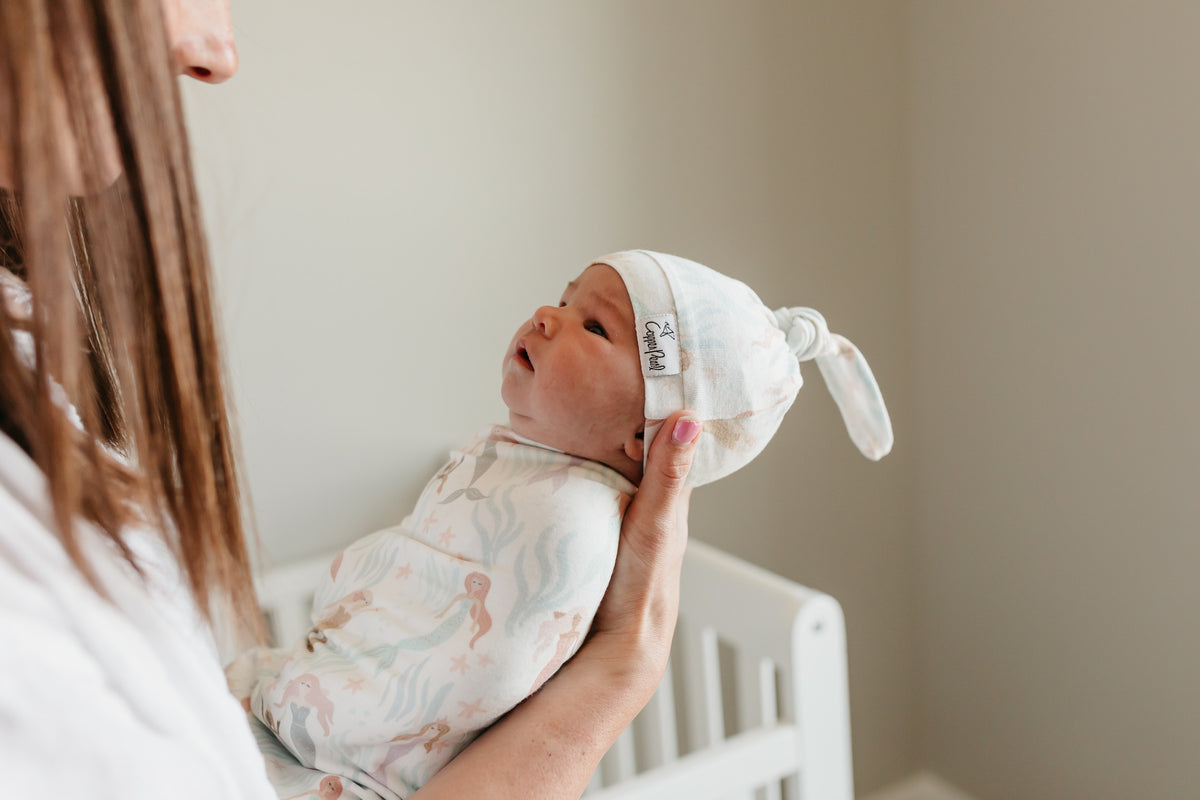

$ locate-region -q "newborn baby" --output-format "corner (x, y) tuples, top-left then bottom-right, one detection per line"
(228, 250), (892, 800)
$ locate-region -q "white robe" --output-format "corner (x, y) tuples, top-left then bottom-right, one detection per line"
(0, 433), (276, 799)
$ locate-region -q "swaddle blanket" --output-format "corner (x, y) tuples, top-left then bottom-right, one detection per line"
(233, 426), (632, 799)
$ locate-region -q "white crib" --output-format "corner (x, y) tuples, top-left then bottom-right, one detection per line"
(255, 539), (854, 800)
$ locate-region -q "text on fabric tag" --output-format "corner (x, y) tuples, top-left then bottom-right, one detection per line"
(637, 314), (681, 376)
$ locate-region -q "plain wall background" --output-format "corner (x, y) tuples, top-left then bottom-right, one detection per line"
(186, 2), (1200, 799)
(185, 1), (914, 795)
(907, 2), (1200, 799)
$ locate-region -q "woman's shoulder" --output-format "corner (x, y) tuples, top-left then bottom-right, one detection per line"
(0, 434), (276, 798)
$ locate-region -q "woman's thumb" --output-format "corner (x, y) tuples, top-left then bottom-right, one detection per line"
(642, 412), (701, 500)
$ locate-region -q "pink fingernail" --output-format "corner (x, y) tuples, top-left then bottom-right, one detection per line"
(672, 418), (701, 444)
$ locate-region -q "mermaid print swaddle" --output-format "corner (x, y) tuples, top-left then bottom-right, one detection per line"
(239, 426), (631, 799)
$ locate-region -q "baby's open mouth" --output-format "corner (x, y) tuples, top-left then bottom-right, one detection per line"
(515, 341), (533, 371)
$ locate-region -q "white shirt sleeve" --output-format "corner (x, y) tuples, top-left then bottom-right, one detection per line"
(0, 434), (277, 800)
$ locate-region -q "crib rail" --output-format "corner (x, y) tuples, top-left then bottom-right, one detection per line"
(586, 539), (853, 800)
(254, 539), (853, 800)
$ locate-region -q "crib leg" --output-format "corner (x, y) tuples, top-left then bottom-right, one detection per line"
(788, 596), (854, 800)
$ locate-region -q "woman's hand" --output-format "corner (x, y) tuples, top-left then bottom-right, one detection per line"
(587, 411), (701, 695)
(414, 411), (700, 800)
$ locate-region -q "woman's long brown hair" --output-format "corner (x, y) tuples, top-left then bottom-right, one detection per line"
(0, 0), (262, 638)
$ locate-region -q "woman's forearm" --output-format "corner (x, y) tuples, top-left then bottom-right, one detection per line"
(412, 627), (668, 799)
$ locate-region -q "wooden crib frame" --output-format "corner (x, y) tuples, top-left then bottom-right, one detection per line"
(255, 539), (854, 800)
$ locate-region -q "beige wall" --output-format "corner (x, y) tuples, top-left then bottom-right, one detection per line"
(189, 2), (1200, 797)
(697, 2), (918, 790)
(186, 1), (915, 795)
(907, 2), (1200, 799)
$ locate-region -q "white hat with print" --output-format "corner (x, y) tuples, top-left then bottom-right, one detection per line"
(592, 250), (893, 487)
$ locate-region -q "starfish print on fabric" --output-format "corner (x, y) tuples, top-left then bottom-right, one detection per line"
(421, 509), (441, 536)
(477, 652), (495, 668)
(394, 563), (413, 580)
(450, 654), (470, 675)
(343, 677), (365, 695)
(457, 698), (486, 719)
(438, 529), (456, 547)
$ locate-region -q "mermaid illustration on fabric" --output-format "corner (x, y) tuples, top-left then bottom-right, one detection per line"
(366, 721), (453, 787)
(366, 571), (492, 672)
(437, 439), (499, 504)
(435, 572), (493, 649)
(280, 775), (345, 800)
(272, 674), (335, 737)
(530, 609), (586, 694)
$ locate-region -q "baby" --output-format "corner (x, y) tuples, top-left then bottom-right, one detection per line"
(227, 250), (892, 800)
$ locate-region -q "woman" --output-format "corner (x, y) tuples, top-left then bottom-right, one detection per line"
(0, 1), (699, 797)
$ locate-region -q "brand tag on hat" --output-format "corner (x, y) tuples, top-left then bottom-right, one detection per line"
(636, 314), (681, 377)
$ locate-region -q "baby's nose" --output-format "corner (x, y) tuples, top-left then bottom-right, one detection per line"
(532, 306), (559, 336)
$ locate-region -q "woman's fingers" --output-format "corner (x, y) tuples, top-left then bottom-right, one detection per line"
(623, 412), (700, 564)
(593, 412), (700, 646)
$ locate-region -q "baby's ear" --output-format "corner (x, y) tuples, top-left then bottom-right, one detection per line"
(624, 425), (646, 464)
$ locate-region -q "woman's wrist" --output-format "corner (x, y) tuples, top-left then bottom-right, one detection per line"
(412, 631), (661, 800)
(589, 572), (681, 682)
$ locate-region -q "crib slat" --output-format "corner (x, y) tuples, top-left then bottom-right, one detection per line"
(598, 724), (637, 786)
(584, 764), (604, 796)
(737, 654), (782, 800)
(607, 725), (638, 783)
(636, 664), (679, 768)
(700, 627), (724, 745)
(679, 621), (724, 753)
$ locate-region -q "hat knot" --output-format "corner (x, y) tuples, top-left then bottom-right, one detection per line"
(774, 306), (837, 362)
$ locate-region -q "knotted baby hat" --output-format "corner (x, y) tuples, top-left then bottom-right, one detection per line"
(592, 250), (892, 487)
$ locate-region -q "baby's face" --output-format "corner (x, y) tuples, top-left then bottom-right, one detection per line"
(501, 263), (645, 482)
